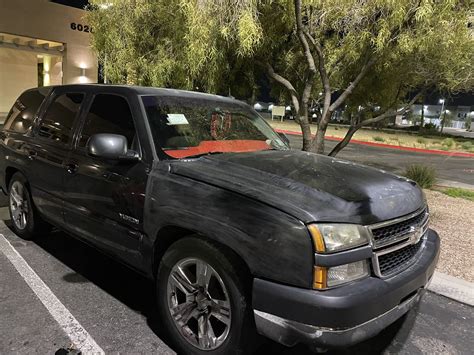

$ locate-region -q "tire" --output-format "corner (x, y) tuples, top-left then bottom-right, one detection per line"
(8, 172), (49, 240)
(156, 237), (255, 355)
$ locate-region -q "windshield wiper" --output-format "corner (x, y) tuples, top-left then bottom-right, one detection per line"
(185, 151), (227, 159)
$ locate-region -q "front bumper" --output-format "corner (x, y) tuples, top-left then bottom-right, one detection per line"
(252, 229), (440, 348)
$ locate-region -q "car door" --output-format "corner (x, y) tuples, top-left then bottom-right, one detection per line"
(25, 89), (86, 227)
(62, 92), (148, 266)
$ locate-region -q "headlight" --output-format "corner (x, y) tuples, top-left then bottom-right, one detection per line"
(313, 261), (369, 289)
(308, 224), (370, 253)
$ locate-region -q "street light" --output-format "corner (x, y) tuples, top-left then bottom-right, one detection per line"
(438, 98), (445, 120)
(438, 98), (446, 132)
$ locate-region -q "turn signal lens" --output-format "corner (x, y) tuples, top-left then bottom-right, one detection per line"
(308, 225), (325, 252)
(313, 266), (327, 289)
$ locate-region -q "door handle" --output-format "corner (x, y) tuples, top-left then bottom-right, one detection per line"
(28, 150), (37, 160)
(66, 163), (78, 174)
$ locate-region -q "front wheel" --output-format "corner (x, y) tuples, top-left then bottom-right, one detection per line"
(156, 237), (255, 354)
(8, 172), (49, 240)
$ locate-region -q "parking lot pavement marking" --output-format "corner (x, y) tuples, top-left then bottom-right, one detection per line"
(0, 233), (104, 354)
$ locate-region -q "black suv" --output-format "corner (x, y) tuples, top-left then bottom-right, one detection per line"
(0, 85), (440, 354)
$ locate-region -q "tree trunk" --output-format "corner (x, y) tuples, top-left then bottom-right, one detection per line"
(312, 111), (331, 153)
(299, 105), (313, 151)
(328, 125), (359, 157)
(313, 126), (326, 153)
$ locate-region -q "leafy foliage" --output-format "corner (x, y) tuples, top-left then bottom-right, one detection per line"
(441, 138), (455, 148)
(404, 164), (437, 188)
(87, 0), (474, 154)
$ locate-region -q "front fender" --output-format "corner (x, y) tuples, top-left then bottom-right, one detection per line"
(143, 169), (314, 288)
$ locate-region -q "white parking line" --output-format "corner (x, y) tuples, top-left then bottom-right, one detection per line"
(0, 233), (104, 354)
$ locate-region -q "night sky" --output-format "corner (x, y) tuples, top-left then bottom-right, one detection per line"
(50, 1), (472, 106)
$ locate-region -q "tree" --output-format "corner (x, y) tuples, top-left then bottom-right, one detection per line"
(87, 0), (474, 155)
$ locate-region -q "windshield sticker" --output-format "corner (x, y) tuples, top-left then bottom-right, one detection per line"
(166, 113), (189, 125)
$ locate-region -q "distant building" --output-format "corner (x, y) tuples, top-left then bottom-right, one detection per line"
(0, 0), (98, 119)
(409, 104), (473, 129)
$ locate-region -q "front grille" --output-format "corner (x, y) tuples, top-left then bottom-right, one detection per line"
(377, 240), (424, 276)
(371, 209), (428, 249)
(370, 207), (429, 278)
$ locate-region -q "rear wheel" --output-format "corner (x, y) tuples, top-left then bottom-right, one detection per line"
(156, 237), (255, 354)
(8, 172), (49, 240)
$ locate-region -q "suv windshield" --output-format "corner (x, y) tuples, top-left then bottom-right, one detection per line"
(142, 95), (288, 158)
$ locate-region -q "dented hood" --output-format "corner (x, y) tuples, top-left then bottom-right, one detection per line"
(169, 150), (424, 225)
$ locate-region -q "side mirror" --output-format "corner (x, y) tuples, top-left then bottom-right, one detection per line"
(278, 132), (290, 147)
(87, 134), (139, 161)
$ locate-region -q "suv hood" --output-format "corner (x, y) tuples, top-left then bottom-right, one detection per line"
(168, 150), (424, 225)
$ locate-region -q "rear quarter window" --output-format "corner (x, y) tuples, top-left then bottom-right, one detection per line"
(3, 88), (50, 134)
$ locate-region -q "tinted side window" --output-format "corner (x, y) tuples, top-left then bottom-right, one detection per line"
(79, 94), (135, 148)
(38, 93), (84, 144)
(3, 88), (49, 134)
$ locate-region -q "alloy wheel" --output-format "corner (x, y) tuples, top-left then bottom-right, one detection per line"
(10, 180), (29, 230)
(166, 257), (232, 350)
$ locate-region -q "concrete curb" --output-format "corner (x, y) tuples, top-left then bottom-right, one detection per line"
(427, 271), (474, 306)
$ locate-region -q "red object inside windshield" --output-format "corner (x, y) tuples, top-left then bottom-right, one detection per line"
(164, 140), (271, 158)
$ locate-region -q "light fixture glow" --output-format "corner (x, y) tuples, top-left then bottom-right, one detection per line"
(99, 3), (112, 9)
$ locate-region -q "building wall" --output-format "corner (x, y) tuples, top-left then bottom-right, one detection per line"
(0, 48), (38, 113)
(0, 0), (97, 114)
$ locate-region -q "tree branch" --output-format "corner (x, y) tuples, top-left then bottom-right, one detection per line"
(328, 91), (424, 157)
(260, 61), (300, 114)
(327, 2), (421, 114)
(360, 91), (423, 126)
(294, 0), (317, 76)
(304, 31), (331, 111)
(329, 56), (376, 112)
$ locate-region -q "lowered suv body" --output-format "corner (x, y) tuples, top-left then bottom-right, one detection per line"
(0, 85), (439, 354)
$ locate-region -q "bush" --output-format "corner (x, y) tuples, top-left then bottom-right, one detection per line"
(373, 136), (385, 142)
(423, 123), (438, 130)
(461, 141), (472, 150)
(421, 123), (439, 135)
(417, 138), (426, 144)
(441, 138), (455, 148)
(404, 164), (437, 188)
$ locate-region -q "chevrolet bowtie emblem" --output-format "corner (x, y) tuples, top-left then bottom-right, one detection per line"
(407, 226), (423, 245)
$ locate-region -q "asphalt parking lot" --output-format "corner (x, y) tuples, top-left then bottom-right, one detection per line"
(1, 216), (473, 354)
(287, 135), (474, 187)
